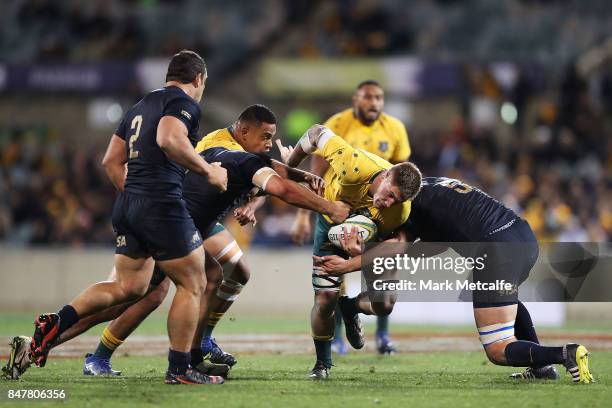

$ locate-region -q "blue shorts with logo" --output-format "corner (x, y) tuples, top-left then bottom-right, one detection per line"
(149, 221), (226, 284)
(112, 191), (202, 261)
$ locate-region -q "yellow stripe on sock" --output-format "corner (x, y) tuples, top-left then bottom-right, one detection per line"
(207, 312), (225, 328)
(312, 334), (333, 341)
(100, 327), (124, 350)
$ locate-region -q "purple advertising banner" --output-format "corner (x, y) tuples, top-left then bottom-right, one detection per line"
(0, 63), (136, 94)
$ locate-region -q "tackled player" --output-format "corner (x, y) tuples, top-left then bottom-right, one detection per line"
(278, 124), (421, 379)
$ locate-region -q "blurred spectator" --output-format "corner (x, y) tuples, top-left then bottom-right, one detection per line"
(0, 127), (116, 246)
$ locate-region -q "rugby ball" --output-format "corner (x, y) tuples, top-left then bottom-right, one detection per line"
(328, 215), (378, 248)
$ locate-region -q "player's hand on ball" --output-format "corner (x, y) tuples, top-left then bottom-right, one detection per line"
(313, 255), (350, 276)
(207, 162), (228, 192)
(234, 205), (257, 226)
(290, 211), (312, 246)
(329, 201), (350, 224)
(339, 225), (363, 257)
(275, 139), (294, 164)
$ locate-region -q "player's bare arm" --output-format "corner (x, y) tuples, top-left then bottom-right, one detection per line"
(291, 155), (330, 241)
(157, 115), (228, 191)
(101, 134), (128, 191)
(276, 138), (328, 245)
(270, 159), (325, 195)
(261, 173), (349, 224)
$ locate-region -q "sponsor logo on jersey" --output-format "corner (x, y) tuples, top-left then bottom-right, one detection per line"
(378, 141), (389, 152)
(116, 235), (127, 247)
(181, 110), (192, 121)
(191, 231), (202, 244)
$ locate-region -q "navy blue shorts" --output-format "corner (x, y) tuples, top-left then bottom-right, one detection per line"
(148, 222), (226, 283)
(472, 218), (539, 308)
(112, 192), (203, 261)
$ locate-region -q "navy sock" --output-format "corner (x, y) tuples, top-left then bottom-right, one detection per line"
(314, 339), (332, 368)
(504, 341), (564, 367)
(376, 315), (389, 335)
(203, 326), (214, 338)
(514, 302), (539, 343)
(190, 348), (203, 367)
(57, 305), (79, 334)
(168, 349), (190, 375)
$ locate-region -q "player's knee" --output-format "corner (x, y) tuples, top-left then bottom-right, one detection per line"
(205, 262), (223, 294)
(371, 301), (394, 316)
(179, 256), (208, 293)
(120, 280), (148, 301)
(216, 278), (244, 302)
(231, 260), (250, 285)
(314, 291), (338, 315)
(478, 320), (515, 365)
(175, 270), (205, 298)
(484, 343), (507, 365)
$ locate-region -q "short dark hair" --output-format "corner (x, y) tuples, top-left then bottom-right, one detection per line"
(356, 80), (382, 90)
(237, 104), (277, 126)
(389, 162), (422, 201)
(165, 50), (206, 83)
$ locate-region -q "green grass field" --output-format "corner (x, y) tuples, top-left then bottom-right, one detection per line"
(1, 311), (610, 407)
(1, 353), (610, 408)
(2, 311), (612, 337)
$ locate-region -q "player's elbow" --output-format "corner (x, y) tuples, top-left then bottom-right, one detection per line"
(372, 299), (395, 316)
(265, 179), (289, 198)
(101, 153), (119, 169)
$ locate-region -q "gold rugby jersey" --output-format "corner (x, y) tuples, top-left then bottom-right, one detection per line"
(196, 127), (244, 153)
(323, 108), (410, 163)
(321, 135), (411, 237)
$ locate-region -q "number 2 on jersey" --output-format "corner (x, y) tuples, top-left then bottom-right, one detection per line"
(129, 115), (143, 159)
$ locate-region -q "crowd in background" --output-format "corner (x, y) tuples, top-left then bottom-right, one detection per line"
(410, 69), (611, 243)
(251, 65), (611, 245)
(0, 128), (114, 246)
(293, 0), (612, 65)
(0, 0), (610, 246)
(2, 59), (609, 247)
(5, 0), (612, 67)
(1, 0), (289, 75)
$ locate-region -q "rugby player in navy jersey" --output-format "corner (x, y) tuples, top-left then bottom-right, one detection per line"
(27, 50), (231, 385)
(315, 177), (594, 383)
(5, 105), (350, 381)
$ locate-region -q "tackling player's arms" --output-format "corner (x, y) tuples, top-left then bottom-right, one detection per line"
(270, 159), (325, 195)
(102, 134), (128, 191)
(315, 228), (448, 276)
(258, 163), (349, 224)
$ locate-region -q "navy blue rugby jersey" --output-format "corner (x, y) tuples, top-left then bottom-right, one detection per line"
(403, 177), (518, 242)
(115, 86), (201, 199)
(182, 147), (273, 229)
